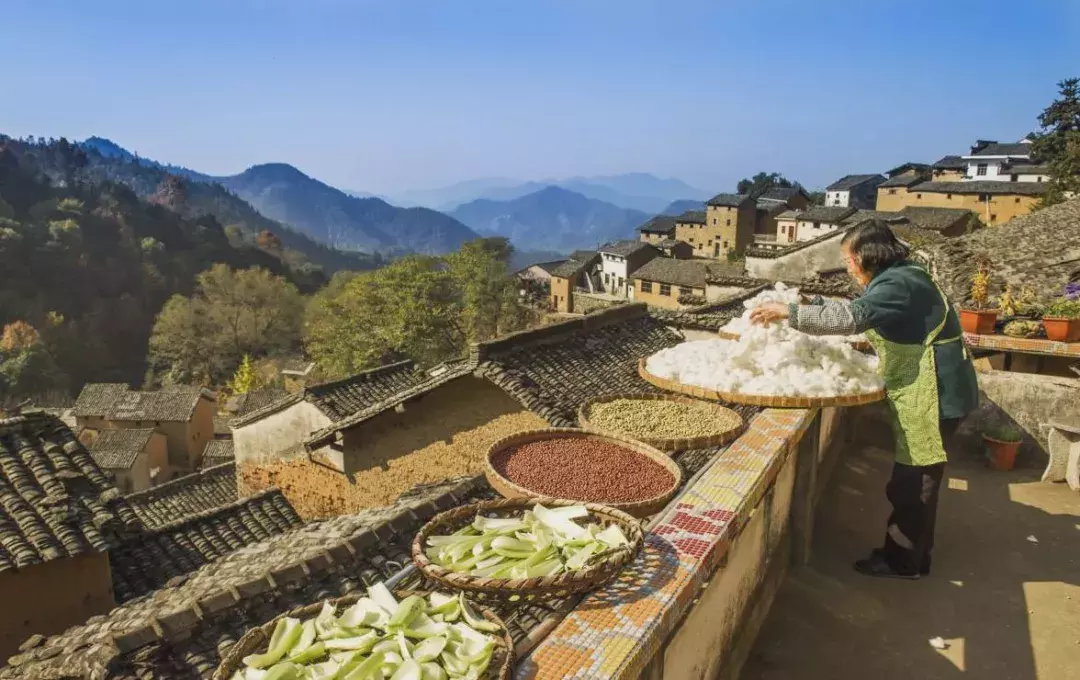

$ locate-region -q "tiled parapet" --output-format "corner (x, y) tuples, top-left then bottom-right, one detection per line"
(515, 408), (818, 680)
(963, 332), (1080, 358)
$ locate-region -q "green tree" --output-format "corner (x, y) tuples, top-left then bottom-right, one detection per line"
(445, 237), (526, 342)
(149, 265), (303, 384)
(228, 354), (259, 395)
(0, 321), (66, 405)
(1032, 77), (1080, 208)
(736, 172), (796, 197)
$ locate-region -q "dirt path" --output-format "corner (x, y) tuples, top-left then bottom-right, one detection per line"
(742, 419), (1080, 680)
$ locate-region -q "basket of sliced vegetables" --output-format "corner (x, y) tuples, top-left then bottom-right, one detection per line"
(411, 497), (644, 602)
(215, 583), (513, 680)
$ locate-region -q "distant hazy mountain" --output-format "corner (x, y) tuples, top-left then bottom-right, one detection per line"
(390, 173), (709, 213)
(78, 138), (478, 256)
(450, 186), (649, 252)
(660, 199), (706, 215)
(222, 164), (479, 254)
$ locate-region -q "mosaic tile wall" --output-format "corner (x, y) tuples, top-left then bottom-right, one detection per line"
(515, 408), (817, 679)
(963, 332), (1080, 358)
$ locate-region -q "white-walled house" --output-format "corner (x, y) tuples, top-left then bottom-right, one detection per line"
(961, 138), (1033, 181)
(596, 240), (660, 299)
(824, 175), (885, 209)
(794, 206), (856, 242)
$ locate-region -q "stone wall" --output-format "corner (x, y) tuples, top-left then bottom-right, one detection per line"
(961, 370), (1080, 461)
(572, 292), (623, 315)
(745, 231), (846, 281)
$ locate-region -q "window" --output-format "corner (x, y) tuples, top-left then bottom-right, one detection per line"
(916, 193), (922, 199)
(978, 194), (990, 203)
(712, 218), (717, 225)
(641, 281), (653, 293)
(679, 286), (693, 297)
(1015, 197), (1021, 204)
(723, 241), (729, 249)
(947, 194), (952, 199)
(708, 239), (712, 245)
(659, 283), (672, 296)
(888, 189), (897, 195)
(976, 163), (987, 176)
(689, 237), (695, 243)
(618, 277), (624, 289)
(1011, 175), (1018, 182)
(726, 219), (731, 226)
(1037, 176), (1043, 182)
(990, 214), (997, 222)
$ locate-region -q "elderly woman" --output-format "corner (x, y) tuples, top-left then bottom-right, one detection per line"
(750, 220), (978, 580)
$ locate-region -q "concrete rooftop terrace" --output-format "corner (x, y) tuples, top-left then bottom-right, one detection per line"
(744, 407), (1080, 680)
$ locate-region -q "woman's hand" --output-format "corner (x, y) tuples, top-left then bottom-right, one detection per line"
(749, 302), (790, 326)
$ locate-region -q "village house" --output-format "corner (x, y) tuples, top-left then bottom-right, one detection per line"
(774, 210), (800, 245)
(547, 250), (600, 313)
(757, 186), (811, 210)
(231, 360), (432, 469)
(638, 214), (677, 245)
(631, 258), (714, 309)
(673, 210), (707, 251)
(774, 206), (856, 244)
(514, 260), (565, 284)
(878, 180), (1048, 225)
(931, 155), (967, 181)
(704, 193), (756, 258)
(885, 163), (931, 179)
(1000, 162), (1051, 183)
(961, 138), (1034, 181)
(87, 428), (168, 493)
(652, 238), (693, 259)
(597, 239), (659, 298)
(753, 199), (793, 245)
(72, 383), (216, 475)
(824, 174), (885, 209)
(200, 438), (235, 467)
(875, 174), (929, 211)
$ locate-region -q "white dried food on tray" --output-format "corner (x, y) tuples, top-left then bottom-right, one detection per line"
(645, 324), (883, 398)
(721, 282), (867, 344)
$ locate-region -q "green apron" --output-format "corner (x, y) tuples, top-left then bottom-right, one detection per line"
(864, 266), (963, 467)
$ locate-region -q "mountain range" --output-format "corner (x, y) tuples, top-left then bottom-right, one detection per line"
(80, 137), (480, 256)
(384, 173), (709, 214)
(450, 186), (651, 253)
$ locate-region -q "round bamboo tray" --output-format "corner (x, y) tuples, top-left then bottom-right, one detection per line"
(484, 428), (683, 517)
(577, 393), (743, 451)
(637, 358), (887, 408)
(412, 497), (644, 602)
(717, 327), (872, 351)
(213, 590), (513, 680)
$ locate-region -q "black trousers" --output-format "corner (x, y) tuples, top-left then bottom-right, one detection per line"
(881, 418), (960, 574)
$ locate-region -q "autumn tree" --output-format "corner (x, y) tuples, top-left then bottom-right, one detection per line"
(149, 265), (303, 385)
(0, 321), (66, 405)
(1032, 77), (1080, 207)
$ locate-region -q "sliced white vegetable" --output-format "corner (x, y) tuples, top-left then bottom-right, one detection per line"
(596, 524), (629, 548)
(367, 582), (399, 615)
(420, 661), (447, 680)
(412, 636), (448, 662)
(532, 504), (586, 539)
(243, 618), (303, 669)
(390, 659), (423, 680)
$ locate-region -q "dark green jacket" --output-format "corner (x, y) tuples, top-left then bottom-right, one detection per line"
(789, 261), (979, 420)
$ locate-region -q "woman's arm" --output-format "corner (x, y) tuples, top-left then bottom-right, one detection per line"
(751, 277), (910, 336)
(788, 299), (860, 335)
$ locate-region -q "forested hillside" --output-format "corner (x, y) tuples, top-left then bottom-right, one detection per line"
(0, 137), (321, 404)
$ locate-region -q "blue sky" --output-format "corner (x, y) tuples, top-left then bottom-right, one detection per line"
(2, 0), (1078, 196)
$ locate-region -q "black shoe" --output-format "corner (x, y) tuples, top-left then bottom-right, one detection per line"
(854, 553), (920, 580)
(872, 548), (930, 575)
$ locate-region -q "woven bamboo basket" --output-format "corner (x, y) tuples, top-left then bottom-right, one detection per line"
(716, 328), (872, 351)
(637, 358), (887, 409)
(213, 590), (513, 680)
(577, 393), (743, 451)
(484, 428), (682, 517)
(412, 497), (644, 602)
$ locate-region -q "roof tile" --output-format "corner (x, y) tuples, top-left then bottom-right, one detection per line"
(88, 429), (156, 470)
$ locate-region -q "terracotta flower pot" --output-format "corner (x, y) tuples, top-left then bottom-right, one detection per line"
(983, 434), (1020, 471)
(960, 309), (998, 335)
(1042, 316), (1080, 343)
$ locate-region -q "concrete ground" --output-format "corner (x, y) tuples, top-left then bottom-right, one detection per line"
(743, 413), (1080, 680)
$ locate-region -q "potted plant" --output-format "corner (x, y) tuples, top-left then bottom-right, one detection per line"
(1041, 284), (1080, 343)
(983, 423), (1022, 471)
(959, 261), (997, 335)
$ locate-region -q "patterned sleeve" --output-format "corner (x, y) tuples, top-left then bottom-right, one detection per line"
(787, 299), (864, 335)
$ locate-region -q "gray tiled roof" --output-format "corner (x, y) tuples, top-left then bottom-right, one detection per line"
(897, 206), (973, 232)
(569, 249), (597, 261)
(1, 477), (486, 680)
(879, 174), (926, 188)
(89, 428), (156, 470)
(1000, 163), (1050, 175)
(885, 163), (930, 177)
(234, 388), (289, 418)
(796, 206), (857, 223)
(674, 210), (706, 224)
(71, 383), (129, 418)
(599, 239), (653, 257)
(840, 210), (908, 226)
(968, 142), (1031, 157)
(0, 414), (141, 573)
(109, 387), (213, 422)
(932, 155), (967, 170)
(757, 187), (806, 202)
(201, 439), (234, 464)
(109, 487), (302, 603)
(306, 362), (427, 422)
(927, 198), (1080, 305)
(706, 193), (751, 208)
(638, 215), (677, 234)
(825, 174), (885, 191)
(631, 258), (718, 289)
(125, 463), (239, 530)
(912, 181), (1048, 196)
(550, 251), (599, 279)
(776, 209), (800, 220)
(755, 199), (790, 215)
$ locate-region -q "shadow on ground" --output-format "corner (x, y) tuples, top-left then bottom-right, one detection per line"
(742, 408), (1080, 680)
